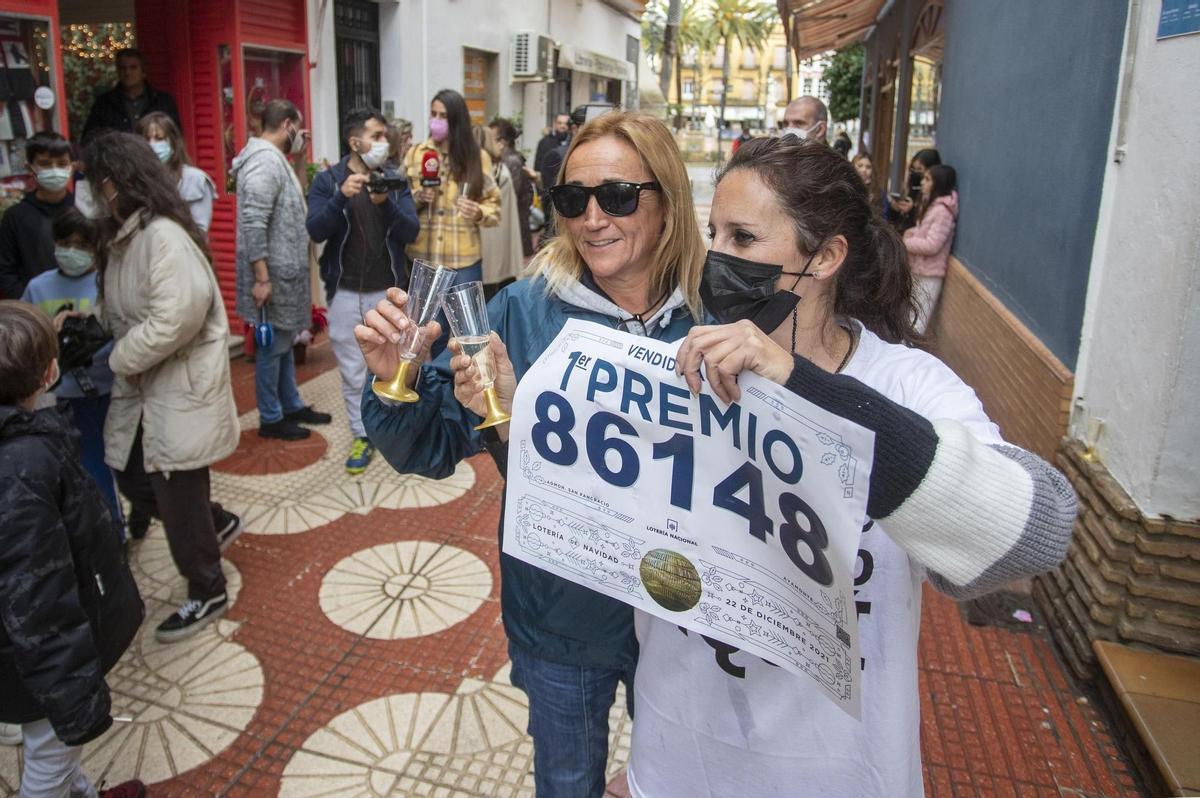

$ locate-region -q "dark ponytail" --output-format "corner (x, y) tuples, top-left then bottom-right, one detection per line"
(720, 136), (921, 344)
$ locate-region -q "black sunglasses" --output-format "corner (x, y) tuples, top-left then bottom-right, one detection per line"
(547, 181), (662, 218)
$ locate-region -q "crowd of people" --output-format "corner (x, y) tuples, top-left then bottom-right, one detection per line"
(0, 51), (1071, 798)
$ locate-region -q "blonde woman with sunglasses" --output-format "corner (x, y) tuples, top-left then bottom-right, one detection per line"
(356, 111), (704, 797)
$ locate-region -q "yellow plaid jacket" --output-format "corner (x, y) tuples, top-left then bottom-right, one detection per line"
(404, 139), (501, 269)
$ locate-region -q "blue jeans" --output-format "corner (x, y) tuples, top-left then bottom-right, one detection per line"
(255, 327), (305, 424)
(430, 260), (483, 359)
(61, 394), (125, 539)
(508, 641), (634, 798)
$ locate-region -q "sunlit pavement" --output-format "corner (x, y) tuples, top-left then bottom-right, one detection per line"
(0, 317), (1146, 796)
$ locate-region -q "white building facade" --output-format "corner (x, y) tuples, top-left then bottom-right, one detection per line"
(307, 0), (643, 164)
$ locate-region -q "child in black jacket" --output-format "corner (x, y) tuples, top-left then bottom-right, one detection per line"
(0, 300), (145, 797)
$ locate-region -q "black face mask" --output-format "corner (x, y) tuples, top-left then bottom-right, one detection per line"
(699, 250), (816, 333)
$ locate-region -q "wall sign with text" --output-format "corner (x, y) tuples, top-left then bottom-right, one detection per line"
(503, 320), (875, 717)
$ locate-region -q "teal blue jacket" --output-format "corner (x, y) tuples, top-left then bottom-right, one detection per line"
(362, 275), (698, 670)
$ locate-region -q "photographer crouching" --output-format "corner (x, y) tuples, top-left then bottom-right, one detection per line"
(307, 108), (419, 474)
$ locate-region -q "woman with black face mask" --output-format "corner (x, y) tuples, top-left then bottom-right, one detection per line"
(621, 137), (1075, 797)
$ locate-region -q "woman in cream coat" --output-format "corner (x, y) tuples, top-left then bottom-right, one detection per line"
(84, 131), (241, 644)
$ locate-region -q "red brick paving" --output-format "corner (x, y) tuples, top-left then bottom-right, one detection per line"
(212, 428), (329, 475)
(134, 339), (1146, 797)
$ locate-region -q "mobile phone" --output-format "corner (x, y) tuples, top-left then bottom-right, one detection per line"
(888, 193), (903, 202)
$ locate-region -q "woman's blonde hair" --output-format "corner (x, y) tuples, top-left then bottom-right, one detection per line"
(531, 112), (704, 319)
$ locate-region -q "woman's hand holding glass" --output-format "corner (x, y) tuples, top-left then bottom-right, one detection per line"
(449, 332), (517, 435)
(354, 287), (443, 386)
(675, 319), (795, 404)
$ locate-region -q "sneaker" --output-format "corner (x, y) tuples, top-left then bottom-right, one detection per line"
(345, 437), (374, 475)
(258, 419), (311, 440)
(0, 722), (20, 746)
(127, 507), (151, 540)
(99, 779), (146, 798)
(284, 405), (332, 425)
(215, 511), (244, 552)
(155, 594), (227, 643)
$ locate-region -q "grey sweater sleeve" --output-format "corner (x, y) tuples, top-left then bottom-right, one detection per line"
(784, 355), (1076, 599)
(237, 154), (279, 264)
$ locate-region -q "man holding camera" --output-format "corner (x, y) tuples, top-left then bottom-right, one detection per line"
(307, 108), (418, 473)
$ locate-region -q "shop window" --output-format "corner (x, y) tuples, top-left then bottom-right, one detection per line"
(905, 55), (940, 162)
(218, 45), (306, 190)
(0, 14), (60, 195)
(244, 47), (305, 138)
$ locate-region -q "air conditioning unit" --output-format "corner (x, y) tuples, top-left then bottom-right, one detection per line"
(511, 31), (554, 82)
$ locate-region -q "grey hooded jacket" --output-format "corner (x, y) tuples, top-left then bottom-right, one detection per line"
(232, 137), (310, 331)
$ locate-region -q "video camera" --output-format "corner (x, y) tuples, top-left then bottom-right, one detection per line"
(368, 174), (407, 194)
(56, 310), (111, 396)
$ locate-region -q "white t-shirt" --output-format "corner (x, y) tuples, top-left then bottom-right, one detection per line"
(627, 324), (1002, 798)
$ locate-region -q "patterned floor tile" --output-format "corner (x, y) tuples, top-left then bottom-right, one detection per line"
(320, 541), (493, 640)
(278, 666), (631, 798)
(213, 430), (329, 476)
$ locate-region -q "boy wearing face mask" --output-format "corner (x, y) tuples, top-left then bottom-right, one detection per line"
(20, 209), (125, 532)
(306, 107), (418, 473)
(0, 132), (76, 300)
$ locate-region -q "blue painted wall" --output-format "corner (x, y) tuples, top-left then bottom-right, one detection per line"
(937, 1), (1128, 368)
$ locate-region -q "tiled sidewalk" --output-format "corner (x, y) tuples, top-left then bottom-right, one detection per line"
(0, 340), (1144, 797)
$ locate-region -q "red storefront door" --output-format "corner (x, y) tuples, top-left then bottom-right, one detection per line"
(135, 0), (311, 331)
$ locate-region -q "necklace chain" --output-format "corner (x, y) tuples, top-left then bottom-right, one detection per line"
(791, 310), (855, 374)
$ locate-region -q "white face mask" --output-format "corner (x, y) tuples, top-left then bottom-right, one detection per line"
(150, 139), (172, 163)
(360, 139), (390, 170)
(74, 179), (110, 220)
(781, 126), (812, 141)
(55, 246), (94, 277)
(35, 167), (71, 192)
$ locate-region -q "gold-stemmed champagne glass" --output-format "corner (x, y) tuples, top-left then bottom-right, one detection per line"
(442, 280), (511, 430)
(372, 259), (455, 402)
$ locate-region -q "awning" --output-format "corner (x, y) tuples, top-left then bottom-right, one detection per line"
(777, 0), (887, 60)
(558, 45), (635, 82)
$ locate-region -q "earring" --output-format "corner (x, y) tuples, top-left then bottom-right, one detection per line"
(813, 270), (823, 279)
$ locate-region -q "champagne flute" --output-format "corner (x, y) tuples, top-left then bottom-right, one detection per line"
(442, 281), (511, 430)
(372, 259), (455, 403)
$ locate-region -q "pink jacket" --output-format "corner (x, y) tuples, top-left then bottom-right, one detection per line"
(903, 190), (958, 278)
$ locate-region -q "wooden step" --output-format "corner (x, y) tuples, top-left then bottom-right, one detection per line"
(1092, 640), (1200, 796)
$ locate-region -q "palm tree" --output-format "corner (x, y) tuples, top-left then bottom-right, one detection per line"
(675, 0), (713, 129)
(705, 0), (774, 160)
(642, 3), (666, 74)
(660, 0), (682, 99)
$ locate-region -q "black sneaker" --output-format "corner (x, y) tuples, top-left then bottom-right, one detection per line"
(258, 419), (311, 440)
(155, 594), (227, 643)
(215, 511), (244, 552)
(127, 507), (151, 540)
(284, 405), (333, 425)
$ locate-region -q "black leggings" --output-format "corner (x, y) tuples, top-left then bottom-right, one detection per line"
(115, 425), (227, 600)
